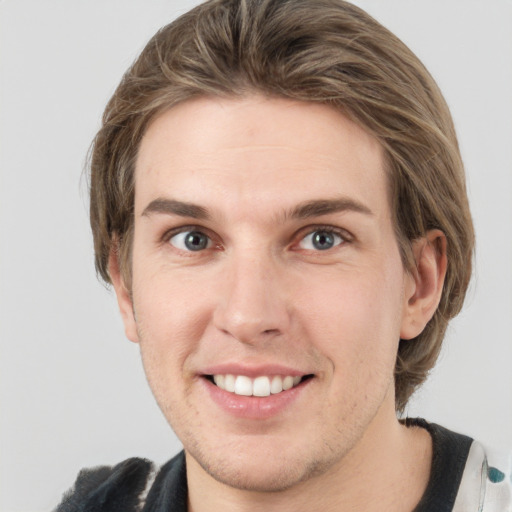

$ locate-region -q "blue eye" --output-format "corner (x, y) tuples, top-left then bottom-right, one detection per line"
(299, 230), (344, 251)
(169, 230), (211, 251)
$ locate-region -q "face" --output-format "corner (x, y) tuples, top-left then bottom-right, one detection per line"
(117, 96), (418, 492)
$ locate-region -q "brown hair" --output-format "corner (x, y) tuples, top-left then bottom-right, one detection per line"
(89, 0), (474, 412)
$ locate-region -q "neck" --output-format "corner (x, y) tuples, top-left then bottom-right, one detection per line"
(186, 409), (432, 512)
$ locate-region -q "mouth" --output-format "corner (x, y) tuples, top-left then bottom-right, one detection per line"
(204, 374), (314, 397)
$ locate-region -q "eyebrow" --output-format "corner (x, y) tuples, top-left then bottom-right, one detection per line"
(141, 198), (210, 220)
(141, 197), (373, 221)
(287, 198), (373, 220)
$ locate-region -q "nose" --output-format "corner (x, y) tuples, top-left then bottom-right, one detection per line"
(212, 251), (290, 345)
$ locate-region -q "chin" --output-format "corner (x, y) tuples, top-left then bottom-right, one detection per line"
(197, 456), (323, 492)
(185, 435), (340, 493)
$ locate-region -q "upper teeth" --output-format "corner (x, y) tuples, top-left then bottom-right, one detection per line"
(213, 375), (302, 397)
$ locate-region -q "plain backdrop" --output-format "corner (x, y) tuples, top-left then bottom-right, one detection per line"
(1, 1), (511, 511)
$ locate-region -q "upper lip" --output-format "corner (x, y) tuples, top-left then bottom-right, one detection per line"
(199, 363), (312, 378)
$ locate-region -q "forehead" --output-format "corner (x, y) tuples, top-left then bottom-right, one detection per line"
(135, 95), (387, 219)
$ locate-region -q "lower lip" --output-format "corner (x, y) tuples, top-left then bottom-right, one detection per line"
(202, 377), (311, 420)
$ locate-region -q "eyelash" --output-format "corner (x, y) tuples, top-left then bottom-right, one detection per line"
(293, 225), (351, 251)
(162, 225), (219, 253)
(162, 224), (352, 253)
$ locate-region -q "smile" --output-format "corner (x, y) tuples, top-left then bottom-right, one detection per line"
(208, 374), (311, 397)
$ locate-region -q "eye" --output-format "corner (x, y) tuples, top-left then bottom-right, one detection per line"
(168, 230), (212, 251)
(298, 229), (344, 251)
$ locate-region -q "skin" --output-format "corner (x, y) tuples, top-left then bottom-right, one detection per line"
(110, 95), (446, 511)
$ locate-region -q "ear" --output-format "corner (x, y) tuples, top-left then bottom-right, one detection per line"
(400, 230), (447, 340)
(109, 247), (139, 343)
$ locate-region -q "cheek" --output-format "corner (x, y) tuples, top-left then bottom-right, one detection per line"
(296, 265), (404, 368)
(131, 267), (212, 383)
(133, 255), (208, 334)
(133, 276), (207, 422)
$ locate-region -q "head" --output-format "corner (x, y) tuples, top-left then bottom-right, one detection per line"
(90, 0), (473, 414)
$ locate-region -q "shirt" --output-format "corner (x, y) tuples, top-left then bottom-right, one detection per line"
(56, 420), (512, 512)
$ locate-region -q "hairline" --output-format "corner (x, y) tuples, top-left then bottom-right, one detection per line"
(115, 92), (417, 290)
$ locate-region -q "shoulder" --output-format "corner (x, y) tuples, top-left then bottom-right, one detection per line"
(405, 419), (512, 512)
(55, 452), (186, 512)
(454, 439), (512, 512)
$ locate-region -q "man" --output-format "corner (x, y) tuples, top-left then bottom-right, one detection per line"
(56, 0), (511, 510)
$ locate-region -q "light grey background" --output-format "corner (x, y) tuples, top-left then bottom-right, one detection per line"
(1, 1), (511, 511)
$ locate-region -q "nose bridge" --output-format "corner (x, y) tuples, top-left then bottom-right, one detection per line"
(213, 245), (289, 344)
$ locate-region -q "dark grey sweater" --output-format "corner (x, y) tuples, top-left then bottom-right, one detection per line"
(55, 420), (473, 512)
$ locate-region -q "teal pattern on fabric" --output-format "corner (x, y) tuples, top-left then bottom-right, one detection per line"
(488, 467), (505, 483)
